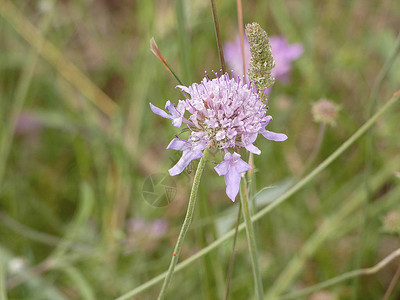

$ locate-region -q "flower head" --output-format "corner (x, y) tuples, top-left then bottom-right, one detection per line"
(224, 35), (304, 84)
(150, 72), (287, 201)
(382, 211), (400, 234)
(312, 99), (339, 126)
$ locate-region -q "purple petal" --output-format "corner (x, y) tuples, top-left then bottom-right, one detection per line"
(214, 152), (251, 201)
(214, 160), (229, 176)
(165, 101), (184, 128)
(232, 157), (252, 174)
(261, 129), (288, 142)
(169, 148), (204, 176)
(166, 138), (188, 151)
(171, 118), (183, 128)
(150, 103), (172, 120)
(284, 43), (304, 60)
(165, 100), (177, 114)
(245, 143), (261, 155)
(225, 170), (241, 201)
(176, 85), (191, 94)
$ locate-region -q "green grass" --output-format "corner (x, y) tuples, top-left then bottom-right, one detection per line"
(1, 0), (400, 299)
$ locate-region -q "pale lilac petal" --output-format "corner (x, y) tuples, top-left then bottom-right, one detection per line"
(165, 101), (184, 128)
(176, 85), (191, 94)
(150, 103), (172, 120)
(167, 138), (188, 151)
(214, 160), (229, 176)
(172, 118), (183, 128)
(261, 129), (288, 142)
(245, 143), (261, 155)
(169, 148), (204, 176)
(214, 152), (251, 201)
(232, 157), (252, 174)
(165, 101), (177, 114)
(225, 171), (241, 201)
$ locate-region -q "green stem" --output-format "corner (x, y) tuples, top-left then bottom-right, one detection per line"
(240, 178), (264, 299)
(157, 149), (210, 300)
(115, 92), (400, 300)
(0, 259), (7, 300)
(224, 202), (242, 300)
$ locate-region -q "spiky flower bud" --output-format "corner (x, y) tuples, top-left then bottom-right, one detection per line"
(245, 22), (275, 91)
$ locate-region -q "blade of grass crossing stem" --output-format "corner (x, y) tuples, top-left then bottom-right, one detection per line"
(198, 189), (225, 298)
(240, 178), (264, 299)
(114, 92), (400, 300)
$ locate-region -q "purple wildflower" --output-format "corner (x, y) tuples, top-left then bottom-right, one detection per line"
(150, 72), (287, 201)
(15, 111), (43, 137)
(125, 218), (169, 252)
(214, 152), (251, 201)
(224, 35), (304, 83)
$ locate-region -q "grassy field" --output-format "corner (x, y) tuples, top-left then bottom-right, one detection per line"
(1, 0), (400, 299)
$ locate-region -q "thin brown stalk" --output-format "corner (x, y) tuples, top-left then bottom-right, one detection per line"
(210, 0), (226, 73)
(383, 259), (400, 300)
(236, 0), (246, 82)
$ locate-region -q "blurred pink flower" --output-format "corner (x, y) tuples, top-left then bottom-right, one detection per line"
(224, 35), (304, 83)
(124, 218), (169, 252)
(14, 111), (43, 140)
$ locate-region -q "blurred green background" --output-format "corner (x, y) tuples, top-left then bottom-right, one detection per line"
(0, 0), (400, 299)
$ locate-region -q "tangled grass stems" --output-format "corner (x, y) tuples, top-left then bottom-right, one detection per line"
(265, 158), (400, 299)
(353, 31), (400, 298)
(275, 248), (400, 300)
(0, 4), (53, 188)
(115, 91), (400, 300)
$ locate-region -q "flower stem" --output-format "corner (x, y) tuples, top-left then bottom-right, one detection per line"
(157, 149), (210, 300)
(210, 0), (226, 73)
(240, 177), (264, 300)
(236, 0), (246, 82)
